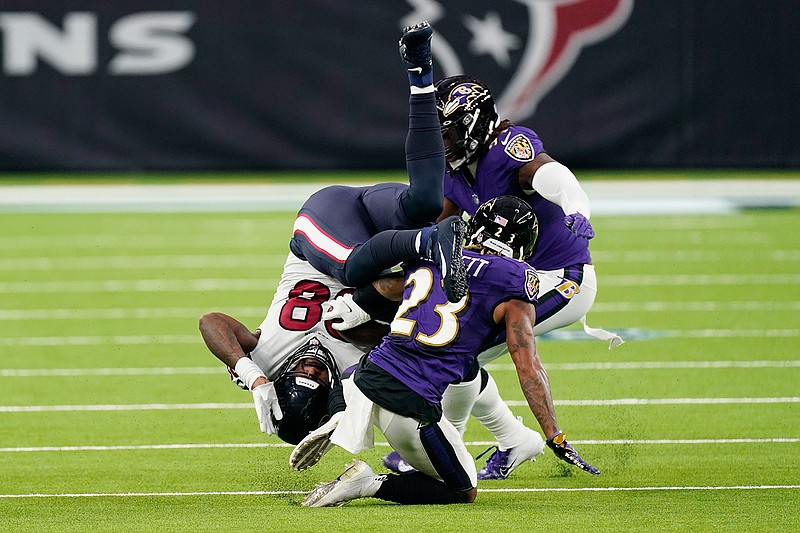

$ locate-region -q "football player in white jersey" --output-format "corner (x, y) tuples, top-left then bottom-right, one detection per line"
(200, 21), (468, 444)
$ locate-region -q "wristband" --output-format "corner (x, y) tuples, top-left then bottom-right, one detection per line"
(327, 384), (347, 415)
(234, 356), (267, 390)
(547, 431), (566, 445)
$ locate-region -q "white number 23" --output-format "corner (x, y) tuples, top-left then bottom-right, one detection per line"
(390, 268), (467, 347)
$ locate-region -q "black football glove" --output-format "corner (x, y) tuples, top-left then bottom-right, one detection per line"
(546, 431), (600, 475)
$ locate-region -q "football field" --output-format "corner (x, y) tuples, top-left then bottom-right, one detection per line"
(1, 177), (799, 531)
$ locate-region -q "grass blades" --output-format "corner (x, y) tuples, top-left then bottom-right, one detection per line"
(1, 196), (798, 532)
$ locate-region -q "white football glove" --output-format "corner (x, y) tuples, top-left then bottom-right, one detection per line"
(252, 382), (283, 434)
(322, 293), (371, 331)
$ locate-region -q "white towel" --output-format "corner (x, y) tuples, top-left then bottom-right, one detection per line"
(581, 315), (625, 349)
(330, 379), (377, 454)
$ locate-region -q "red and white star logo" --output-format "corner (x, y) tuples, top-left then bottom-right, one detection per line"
(402, 0), (634, 121)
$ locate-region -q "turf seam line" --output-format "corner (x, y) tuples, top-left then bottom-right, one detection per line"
(1, 301), (799, 321)
(1, 273), (799, 293)
(1, 329), (798, 346)
(1, 438), (798, 453)
(4, 360), (799, 377)
(2, 485), (799, 499)
(2, 397), (798, 412)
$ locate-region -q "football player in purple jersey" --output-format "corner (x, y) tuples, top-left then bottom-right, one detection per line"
(290, 196), (599, 507)
(379, 75), (622, 480)
(434, 75), (622, 343)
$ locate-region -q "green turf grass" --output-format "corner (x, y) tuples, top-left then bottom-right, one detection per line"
(1, 198), (798, 532)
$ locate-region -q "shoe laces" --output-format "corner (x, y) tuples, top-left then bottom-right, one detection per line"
(476, 445), (510, 472)
(404, 45), (431, 67)
(401, 33), (432, 67)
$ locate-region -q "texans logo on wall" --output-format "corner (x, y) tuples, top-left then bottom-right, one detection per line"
(402, 0), (634, 121)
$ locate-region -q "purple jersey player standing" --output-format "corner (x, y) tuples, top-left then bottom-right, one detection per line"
(435, 75), (620, 345)
(290, 196), (599, 507)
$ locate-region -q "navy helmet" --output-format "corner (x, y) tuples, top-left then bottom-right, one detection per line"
(271, 337), (340, 445)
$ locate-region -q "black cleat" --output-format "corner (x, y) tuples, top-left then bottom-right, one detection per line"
(399, 21), (433, 86)
(424, 216), (467, 302)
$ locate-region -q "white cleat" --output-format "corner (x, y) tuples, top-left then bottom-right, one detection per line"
(301, 460), (385, 507)
(290, 411), (343, 471)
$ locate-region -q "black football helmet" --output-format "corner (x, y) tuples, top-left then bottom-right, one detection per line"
(465, 196), (539, 260)
(435, 75), (499, 172)
(271, 337), (340, 444)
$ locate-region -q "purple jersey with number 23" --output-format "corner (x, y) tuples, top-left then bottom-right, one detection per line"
(367, 250), (539, 405)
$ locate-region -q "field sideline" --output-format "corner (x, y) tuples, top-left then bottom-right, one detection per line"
(1, 176), (799, 531)
(2, 176), (800, 214)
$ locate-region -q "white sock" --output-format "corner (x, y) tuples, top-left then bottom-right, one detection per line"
(471, 371), (528, 450)
(409, 85), (435, 94)
(441, 374), (482, 436)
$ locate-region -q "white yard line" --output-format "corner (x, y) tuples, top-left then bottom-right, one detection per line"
(0, 307), (265, 321)
(0, 183), (354, 214)
(0, 249), (796, 271)
(1, 438), (797, 454)
(0, 235), (275, 251)
(3, 360), (799, 377)
(2, 329), (796, 347)
(1, 397), (798, 412)
(0, 443), (291, 452)
(0, 335), (200, 346)
(591, 301), (800, 312)
(1, 367), (226, 377)
(1, 274), (799, 294)
(0, 255), (279, 271)
(539, 329), (799, 341)
(591, 250), (800, 262)
(0, 279), (275, 293)
(0, 403), (247, 412)
(600, 273), (800, 286)
(1, 485), (798, 499)
(506, 397), (800, 406)
(481, 485), (800, 493)
(485, 360), (800, 371)
(1, 301), (799, 321)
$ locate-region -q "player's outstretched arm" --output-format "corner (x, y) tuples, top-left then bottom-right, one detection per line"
(496, 299), (558, 436)
(496, 299), (600, 474)
(198, 312), (259, 368)
(199, 312), (282, 433)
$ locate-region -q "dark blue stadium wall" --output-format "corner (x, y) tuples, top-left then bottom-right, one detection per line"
(0, 1), (797, 171)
